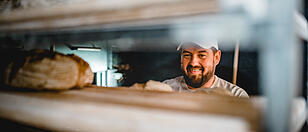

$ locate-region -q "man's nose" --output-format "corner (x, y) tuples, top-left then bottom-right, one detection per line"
(189, 56), (199, 66)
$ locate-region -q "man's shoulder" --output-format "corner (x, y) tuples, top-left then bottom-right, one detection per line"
(214, 76), (237, 88)
(214, 76), (249, 98)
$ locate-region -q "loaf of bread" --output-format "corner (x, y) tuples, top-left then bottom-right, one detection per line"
(3, 49), (94, 90)
(129, 80), (173, 92)
(144, 80), (173, 92)
(68, 54), (94, 88)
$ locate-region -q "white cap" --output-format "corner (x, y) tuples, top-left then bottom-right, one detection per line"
(177, 39), (219, 51)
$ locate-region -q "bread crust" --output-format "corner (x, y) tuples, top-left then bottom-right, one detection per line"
(68, 54), (94, 87)
(4, 49), (93, 90)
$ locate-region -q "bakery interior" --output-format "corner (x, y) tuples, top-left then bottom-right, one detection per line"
(0, 0), (307, 132)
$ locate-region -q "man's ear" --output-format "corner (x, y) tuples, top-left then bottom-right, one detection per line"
(214, 50), (221, 66)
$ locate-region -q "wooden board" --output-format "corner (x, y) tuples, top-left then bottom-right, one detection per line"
(0, 86), (261, 132)
(0, 0), (219, 32)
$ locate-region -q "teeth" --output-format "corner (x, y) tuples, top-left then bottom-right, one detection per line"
(192, 69), (201, 72)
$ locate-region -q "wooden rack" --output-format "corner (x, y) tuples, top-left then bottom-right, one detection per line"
(0, 86), (261, 132)
(0, 0), (218, 32)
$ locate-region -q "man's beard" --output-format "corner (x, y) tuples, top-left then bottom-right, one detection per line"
(183, 65), (214, 88)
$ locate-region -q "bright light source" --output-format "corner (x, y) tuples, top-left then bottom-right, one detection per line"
(65, 44), (102, 52)
(76, 47), (101, 51)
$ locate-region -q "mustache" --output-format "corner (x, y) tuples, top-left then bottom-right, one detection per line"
(187, 65), (204, 70)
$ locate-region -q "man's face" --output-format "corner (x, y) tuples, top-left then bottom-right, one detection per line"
(181, 45), (221, 88)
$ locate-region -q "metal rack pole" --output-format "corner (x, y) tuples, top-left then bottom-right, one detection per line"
(260, 0), (300, 131)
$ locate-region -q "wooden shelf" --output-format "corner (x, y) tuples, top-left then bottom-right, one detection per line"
(0, 0), (219, 32)
(0, 86), (261, 132)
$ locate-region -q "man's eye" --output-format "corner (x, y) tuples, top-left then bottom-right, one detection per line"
(199, 54), (206, 58)
(183, 54), (191, 58)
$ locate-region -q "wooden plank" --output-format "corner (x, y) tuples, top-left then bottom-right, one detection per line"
(0, 0), (219, 32)
(0, 86), (261, 131)
(0, 93), (251, 132)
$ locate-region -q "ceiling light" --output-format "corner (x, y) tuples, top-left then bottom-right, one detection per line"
(66, 44), (101, 51)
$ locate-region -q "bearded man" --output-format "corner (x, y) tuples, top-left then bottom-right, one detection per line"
(163, 40), (249, 98)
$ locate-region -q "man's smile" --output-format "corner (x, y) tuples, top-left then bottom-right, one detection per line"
(187, 66), (203, 75)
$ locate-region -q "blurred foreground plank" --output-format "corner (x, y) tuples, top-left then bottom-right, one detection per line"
(0, 0), (219, 32)
(0, 86), (261, 132)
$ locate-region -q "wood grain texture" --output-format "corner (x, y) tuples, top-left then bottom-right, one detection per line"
(0, 86), (261, 132)
(0, 0), (219, 32)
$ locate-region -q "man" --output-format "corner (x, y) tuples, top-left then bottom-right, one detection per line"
(163, 40), (249, 98)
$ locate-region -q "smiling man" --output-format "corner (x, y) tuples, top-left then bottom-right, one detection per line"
(163, 40), (249, 98)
